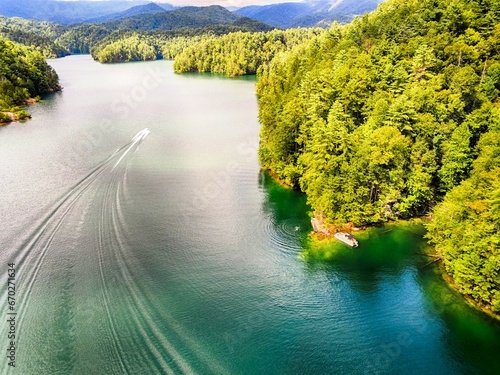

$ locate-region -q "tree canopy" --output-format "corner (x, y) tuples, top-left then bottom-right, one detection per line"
(173, 28), (322, 76)
(0, 37), (60, 123)
(0, 16), (68, 57)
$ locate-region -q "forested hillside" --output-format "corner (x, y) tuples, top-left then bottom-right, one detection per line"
(173, 29), (322, 76)
(427, 123), (500, 314)
(253, 0), (500, 313)
(89, 19), (275, 63)
(56, 24), (110, 54)
(167, 0), (500, 315)
(102, 5), (268, 32)
(0, 16), (68, 57)
(0, 38), (60, 123)
(0, 0), (148, 25)
(0, 5), (273, 59)
(257, 0), (500, 221)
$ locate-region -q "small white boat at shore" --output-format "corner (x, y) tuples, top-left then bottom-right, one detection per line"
(334, 232), (359, 247)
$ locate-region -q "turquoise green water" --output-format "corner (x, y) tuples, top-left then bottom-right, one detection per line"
(0, 56), (498, 374)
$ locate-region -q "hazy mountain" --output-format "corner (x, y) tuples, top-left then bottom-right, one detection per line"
(87, 3), (168, 24)
(324, 0), (385, 15)
(157, 3), (176, 11)
(236, 0), (385, 28)
(0, 0), (384, 28)
(0, 0), (149, 25)
(236, 2), (310, 28)
(104, 5), (260, 31)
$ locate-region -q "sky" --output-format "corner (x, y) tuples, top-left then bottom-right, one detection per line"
(60, 0), (305, 7)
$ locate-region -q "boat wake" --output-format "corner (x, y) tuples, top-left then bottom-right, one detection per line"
(0, 128), (229, 374)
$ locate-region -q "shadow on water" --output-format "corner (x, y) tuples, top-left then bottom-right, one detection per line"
(258, 170), (312, 253)
(301, 222), (428, 295)
(260, 172), (500, 375)
(259, 170), (310, 225)
(258, 168), (427, 288)
(417, 264), (500, 375)
(177, 70), (257, 82)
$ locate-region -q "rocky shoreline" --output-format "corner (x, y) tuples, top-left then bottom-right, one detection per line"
(0, 98), (37, 124)
(308, 215), (500, 321)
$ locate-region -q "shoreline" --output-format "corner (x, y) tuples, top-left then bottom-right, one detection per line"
(308, 217), (425, 243)
(0, 111), (31, 125)
(306, 218), (500, 321)
(261, 167), (299, 190)
(435, 261), (500, 322)
(0, 111), (18, 124)
(0, 98), (39, 125)
(263, 168), (499, 321)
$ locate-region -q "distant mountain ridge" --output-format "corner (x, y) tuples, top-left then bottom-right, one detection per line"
(325, 0), (385, 15)
(103, 5), (265, 31)
(236, 0), (386, 28)
(0, 0), (155, 24)
(87, 3), (169, 24)
(0, 0), (385, 29)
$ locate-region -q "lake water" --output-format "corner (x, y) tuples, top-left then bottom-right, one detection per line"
(0, 55), (499, 374)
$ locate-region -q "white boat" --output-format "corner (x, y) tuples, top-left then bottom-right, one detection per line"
(334, 232), (358, 247)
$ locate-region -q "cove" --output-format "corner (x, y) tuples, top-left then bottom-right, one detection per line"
(0, 55), (498, 374)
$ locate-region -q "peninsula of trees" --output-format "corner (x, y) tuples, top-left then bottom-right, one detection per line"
(0, 37), (60, 123)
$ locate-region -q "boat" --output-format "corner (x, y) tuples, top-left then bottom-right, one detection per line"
(334, 232), (359, 247)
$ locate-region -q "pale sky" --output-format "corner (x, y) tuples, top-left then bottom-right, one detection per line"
(60, 0), (305, 7)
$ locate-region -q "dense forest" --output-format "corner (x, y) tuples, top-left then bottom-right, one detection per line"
(254, 0), (500, 313)
(90, 26), (318, 70)
(256, 0), (500, 224)
(89, 21), (274, 63)
(58, 13), (272, 62)
(426, 121), (500, 313)
(173, 29), (322, 76)
(160, 0), (500, 314)
(0, 16), (68, 57)
(0, 37), (60, 123)
(56, 24), (111, 55)
(62, 5), (272, 60)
